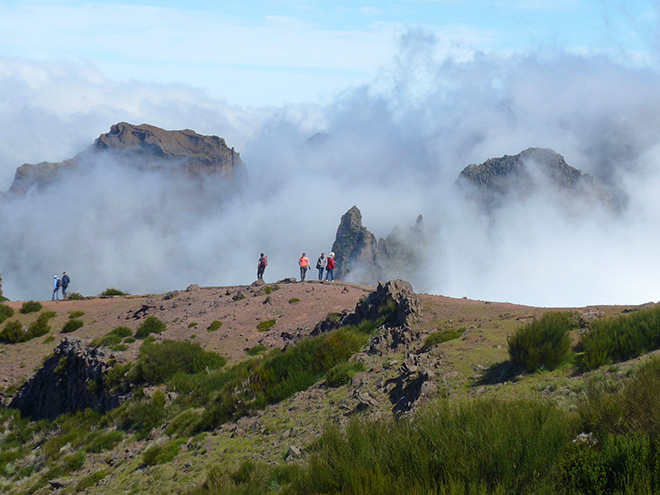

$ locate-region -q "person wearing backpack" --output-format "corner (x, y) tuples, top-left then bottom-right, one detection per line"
(316, 253), (327, 280)
(52, 275), (60, 300)
(61, 272), (70, 299)
(257, 253), (268, 281)
(299, 253), (311, 282)
(325, 252), (335, 281)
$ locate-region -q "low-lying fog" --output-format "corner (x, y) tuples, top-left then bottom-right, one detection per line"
(2, 35), (660, 307)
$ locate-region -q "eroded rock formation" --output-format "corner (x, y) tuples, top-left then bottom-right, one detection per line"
(9, 338), (125, 420)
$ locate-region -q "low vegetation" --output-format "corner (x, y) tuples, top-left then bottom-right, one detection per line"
(61, 319), (84, 334)
(207, 320), (222, 332)
(0, 311), (56, 344)
(135, 316), (167, 339)
(420, 327), (466, 352)
(68, 310), (85, 319)
(257, 319), (276, 332)
(578, 305), (660, 371)
(100, 288), (129, 297)
(90, 326), (133, 348)
(0, 304), (14, 324)
(508, 312), (576, 372)
(19, 301), (42, 314)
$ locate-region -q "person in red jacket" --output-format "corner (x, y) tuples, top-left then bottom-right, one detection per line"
(299, 253), (311, 281)
(325, 252), (335, 281)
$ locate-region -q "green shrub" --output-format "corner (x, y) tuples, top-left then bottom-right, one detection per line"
(135, 316), (167, 339)
(257, 319), (276, 332)
(20, 301), (42, 314)
(325, 361), (365, 387)
(100, 288), (129, 296)
(69, 310), (85, 319)
(264, 284), (279, 294)
(75, 470), (108, 491)
(0, 320), (26, 343)
(41, 310), (57, 320)
(421, 327), (466, 351)
(62, 319), (84, 333)
(188, 322), (198, 328)
(110, 344), (128, 352)
(0, 304), (15, 324)
(124, 336), (136, 344)
(27, 313), (51, 339)
(132, 340), (226, 385)
(207, 321), (222, 332)
(508, 312), (575, 372)
(67, 292), (84, 300)
(247, 344), (268, 356)
(289, 298), (300, 304)
(85, 430), (124, 453)
(578, 305), (660, 371)
(112, 392), (166, 440)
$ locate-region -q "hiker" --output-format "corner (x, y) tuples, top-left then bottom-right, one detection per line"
(257, 253), (268, 281)
(299, 252), (311, 281)
(61, 272), (70, 299)
(52, 275), (61, 300)
(316, 253), (327, 280)
(325, 252), (335, 281)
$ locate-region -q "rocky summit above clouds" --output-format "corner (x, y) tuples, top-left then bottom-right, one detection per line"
(456, 147), (622, 210)
(8, 122), (246, 194)
(331, 206), (427, 286)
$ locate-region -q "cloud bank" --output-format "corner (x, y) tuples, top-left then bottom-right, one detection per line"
(2, 34), (660, 307)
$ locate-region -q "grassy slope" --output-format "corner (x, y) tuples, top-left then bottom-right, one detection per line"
(0, 283), (653, 494)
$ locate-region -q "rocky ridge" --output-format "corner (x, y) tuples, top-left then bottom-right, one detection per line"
(8, 122), (246, 194)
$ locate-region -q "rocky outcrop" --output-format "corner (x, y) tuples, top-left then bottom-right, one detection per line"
(8, 122), (247, 194)
(456, 147), (620, 209)
(330, 206), (427, 285)
(9, 338), (126, 420)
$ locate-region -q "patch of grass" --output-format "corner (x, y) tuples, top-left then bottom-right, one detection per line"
(110, 344), (128, 352)
(325, 361), (365, 387)
(0, 304), (15, 324)
(264, 284), (279, 295)
(508, 312), (576, 372)
(135, 316), (166, 339)
(288, 298), (300, 304)
(20, 301), (42, 314)
(188, 322), (198, 328)
(1, 314), (53, 343)
(43, 335), (55, 344)
(67, 292), (84, 300)
(75, 470), (108, 492)
(61, 319), (84, 333)
(69, 310), (85, 319)
(207, 320), (222, 332)
(247, 344), (268, 356)
(100, 288), (129, 297)
(142, 439), (182, 466)
(578, 305), (660, 371)
(421, 327), (466, 351)
(257, 319), (277, 332)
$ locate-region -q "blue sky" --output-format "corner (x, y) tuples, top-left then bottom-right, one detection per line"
(0, 0), (658, 106)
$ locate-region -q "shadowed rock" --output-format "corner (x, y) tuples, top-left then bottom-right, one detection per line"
(9, 338), (126, 420)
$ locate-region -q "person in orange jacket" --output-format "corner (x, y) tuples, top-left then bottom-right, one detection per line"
(299, 252), (311, 281)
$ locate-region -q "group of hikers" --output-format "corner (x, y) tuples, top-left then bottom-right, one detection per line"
(52, 272), (70, 300)
(257, 252), (336, 283)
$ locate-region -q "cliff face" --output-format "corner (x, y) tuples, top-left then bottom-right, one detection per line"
(8, 122), (247, 194)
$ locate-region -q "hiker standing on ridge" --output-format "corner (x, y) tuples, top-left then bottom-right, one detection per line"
(52, 275), (61, 300)
(257, 253), (267, 281)
(61, 272), (70, 299)
(299, 252), (311, 282)
(316, 253), (327, 280)
(325, 252), (335, 281)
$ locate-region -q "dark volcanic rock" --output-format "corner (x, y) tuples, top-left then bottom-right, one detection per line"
(331, 206), (378, 282)
(330, 206), (427, 285)
(8, 122), (246, 194)
(9, 338), (125, 420)
(456, 147), (620, 209)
